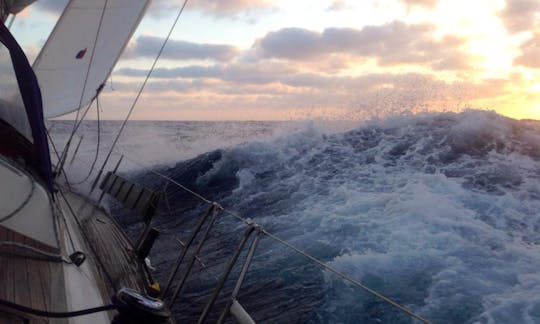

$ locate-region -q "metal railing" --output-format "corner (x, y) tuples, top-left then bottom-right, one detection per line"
(69, 150), (432, 324)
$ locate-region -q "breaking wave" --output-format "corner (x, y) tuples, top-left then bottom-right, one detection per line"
(77, 110), (540, 323)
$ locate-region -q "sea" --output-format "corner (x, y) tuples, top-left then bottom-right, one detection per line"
(49, 109), (540, 323)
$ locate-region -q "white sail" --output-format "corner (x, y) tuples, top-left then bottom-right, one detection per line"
(33, 0), (150, 118)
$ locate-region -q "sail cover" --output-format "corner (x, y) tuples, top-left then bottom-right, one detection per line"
(33, 0), (150, 118)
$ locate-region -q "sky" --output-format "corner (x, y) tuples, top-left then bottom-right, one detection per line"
(8, 0), (540, 121)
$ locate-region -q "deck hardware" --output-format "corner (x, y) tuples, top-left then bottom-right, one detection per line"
(136, 227), (159, 260)
(112, 287), (171, 323)
(198, 224), (257, 324)
(217, 227), (263, 324)
(163, 203), (216, 296)
(68, 251), (86, 267)
(168, 205), (222, 306)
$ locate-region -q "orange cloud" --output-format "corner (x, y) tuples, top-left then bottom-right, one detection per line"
(515, 33), (540, 68)
(499, 0), (540, 33)
(252, 22), (472, 71)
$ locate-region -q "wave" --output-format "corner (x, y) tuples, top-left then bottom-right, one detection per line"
(110, 110), (540, 323)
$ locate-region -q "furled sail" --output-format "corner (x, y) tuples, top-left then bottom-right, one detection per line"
(33, 0), (150, 118)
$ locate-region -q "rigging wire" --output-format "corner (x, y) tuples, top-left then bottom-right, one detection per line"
(114, 152), (433, 324)
(57, 0), (110, 175)
(119, 153), (211, 204)
(261, 229), (432, 323)
(56, 198), (77, 254)
(45, 127), (72, 190)
(90, 0), (190, 193)
(70, 96), (102, 185)
(56, 187), (117, 289)
(44, 0), (431, 320)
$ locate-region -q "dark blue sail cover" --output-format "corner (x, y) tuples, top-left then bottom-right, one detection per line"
(0, 22), (53, 192)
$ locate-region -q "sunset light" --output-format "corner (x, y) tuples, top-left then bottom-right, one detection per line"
(4, 3), (540, 323)
(10, 0), (540, 121)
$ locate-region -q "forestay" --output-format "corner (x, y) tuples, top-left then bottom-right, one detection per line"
(33, 0), (150, 118)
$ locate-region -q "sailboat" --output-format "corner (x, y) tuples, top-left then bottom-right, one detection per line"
(0, 1), (176, 323)
(0, 1), (437, 323)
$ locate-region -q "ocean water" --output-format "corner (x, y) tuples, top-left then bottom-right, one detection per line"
(50, 110), (540, 323)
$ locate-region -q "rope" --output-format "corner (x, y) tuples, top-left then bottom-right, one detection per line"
(91, 0), (190, 192)
(0, 241), (71, 264)
(113, 153), (432, 323)
(0, 298), (115, 318)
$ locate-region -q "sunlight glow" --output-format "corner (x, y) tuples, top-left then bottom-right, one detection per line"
(9, 0), (540, 121)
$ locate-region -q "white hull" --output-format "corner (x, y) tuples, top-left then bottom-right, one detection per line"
(0, 157), (126, 323)
(0, 156), (57, 249)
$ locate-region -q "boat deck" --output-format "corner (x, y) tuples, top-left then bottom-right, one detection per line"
(0, 185), (148, 323)
(56, 187), (148, 298)
(0, 225), (66, 324)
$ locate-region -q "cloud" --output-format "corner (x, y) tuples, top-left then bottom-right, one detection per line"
(104, 69), (510, 121)
(256, 28), (324, 60)
(401, 0), (437, 8)
(114, 60), (507, 107)
(118, 66), (221, 79)
(253, 22), (472, 71)
(116, 61), (297, 84)
(126, 36), (240, 62)
(499, 0), (540, 32)
(326, 0), (349, 11)
(514, 33), (540, 68)
(148, 0), (275, 19)
(34, 0), (275, 20)
(187, 0), (274, 15)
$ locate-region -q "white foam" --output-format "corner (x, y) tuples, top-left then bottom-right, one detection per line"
(49, 110), (540, 322)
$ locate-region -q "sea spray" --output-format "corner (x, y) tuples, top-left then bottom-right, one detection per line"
(51, 110), (540, 323)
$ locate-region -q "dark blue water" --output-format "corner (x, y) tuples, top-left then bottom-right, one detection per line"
(53, 110), (540, 323)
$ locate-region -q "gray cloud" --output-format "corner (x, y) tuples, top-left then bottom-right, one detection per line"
(254, 22), (471, 70)
(118, 66), (221, 79)
(148, 0), (274, 19)
(187, 0), (273, 16)
(116, 61), (296, 85)
(126, 36), (240, 62)
(34, 0), (274, 21)
(108, 69), (509, 121)
(114, 61), (504, 108)
(499, 0), (540, 32)
(257, 28), (324, 60)
(515, 33), (540, 68)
